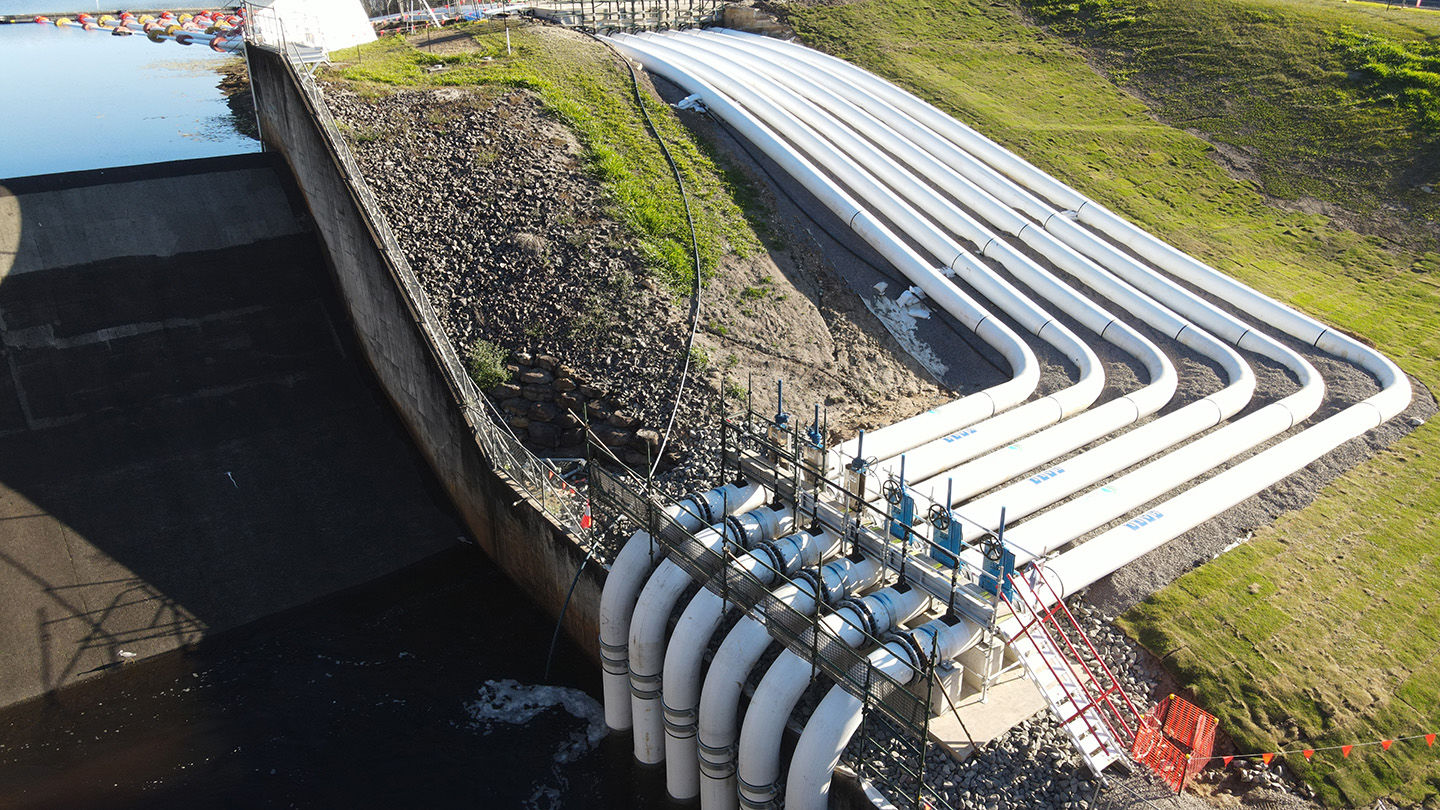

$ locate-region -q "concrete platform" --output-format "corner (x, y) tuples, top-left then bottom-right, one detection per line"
(0, 156), (460, 708)
(929, 663), (1048, 762)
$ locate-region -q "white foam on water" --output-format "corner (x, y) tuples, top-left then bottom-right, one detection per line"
(463, 679), (607, 809)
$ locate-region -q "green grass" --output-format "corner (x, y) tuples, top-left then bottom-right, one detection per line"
(1026, 0), (1439, 239)
(1330, 24), (1440, 133)
(784, 0), (1440, 805)
(325, 23), (760, 292)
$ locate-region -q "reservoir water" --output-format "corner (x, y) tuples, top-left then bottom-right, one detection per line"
(0, 11), (259, 178)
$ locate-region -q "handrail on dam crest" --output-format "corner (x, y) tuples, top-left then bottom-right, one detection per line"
(251, 25), (590, 537)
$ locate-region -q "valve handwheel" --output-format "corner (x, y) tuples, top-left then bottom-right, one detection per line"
(927, 503), (950, 532)
(881, 479), (903, 506)
(980, 533), (1004, 562)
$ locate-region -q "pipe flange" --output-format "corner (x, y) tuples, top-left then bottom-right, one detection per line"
(882, 628), (931, 671)
(751, 540), (785, 578)
(837, 595), (879, 637)
(791, 568), (822, 600)
(684, 492), (715, 525)
(724, 514), (748, 548)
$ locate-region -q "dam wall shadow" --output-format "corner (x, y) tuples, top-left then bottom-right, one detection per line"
(0, 154), (468, 708)
(247, 48), (604, 668)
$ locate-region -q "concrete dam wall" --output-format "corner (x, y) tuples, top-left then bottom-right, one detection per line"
(247, 48), (604, 662)
(0, 155), (463, 708)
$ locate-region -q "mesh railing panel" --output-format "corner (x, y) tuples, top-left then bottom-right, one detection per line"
(590, 466), (931, 733)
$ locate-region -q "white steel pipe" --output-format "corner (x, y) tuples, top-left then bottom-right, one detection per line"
(661, 527), (838, 799)
(735, 585), (931, 809)
(698, 32), (1345, 562)
(601, 481), (766, 731)
(786, 616), (982, 810)
(717, 33), (1407, 565)
(658, 33), (1283, 521)
(646, 34), (1177, 491)
(604, 35), (1042, 468)
(696, 556), (883, 810)
(1045, 371), (1409, 598)
(629, 505), (795, 763)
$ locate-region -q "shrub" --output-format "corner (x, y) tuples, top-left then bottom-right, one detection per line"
(466, 339), (510, 390)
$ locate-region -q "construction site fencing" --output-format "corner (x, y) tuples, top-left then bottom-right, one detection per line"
(249, 26), (590, 536)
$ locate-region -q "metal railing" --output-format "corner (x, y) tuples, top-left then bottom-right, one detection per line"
(245, 22), (590, 537)
(529, 0), (722, 31)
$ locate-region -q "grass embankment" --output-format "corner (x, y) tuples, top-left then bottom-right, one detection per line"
(326, 23), (759, 291)
(785, 0), (1440, 805)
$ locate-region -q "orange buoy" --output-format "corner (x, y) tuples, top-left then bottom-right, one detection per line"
(120, 12), (134, 20)
(210, 36), (228, 52)
(82, 21), (98, 30)
(33, 15), (49, 24)
(76, 12), (92, 21)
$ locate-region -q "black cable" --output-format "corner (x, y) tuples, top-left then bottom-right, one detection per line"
(592, 33), (705, 479)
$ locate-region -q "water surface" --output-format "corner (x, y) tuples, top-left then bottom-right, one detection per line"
(0, 16), (257, 178)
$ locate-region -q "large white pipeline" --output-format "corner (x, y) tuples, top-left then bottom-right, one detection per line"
(717, 32), (1407, 533)
(645, 34), (1303, 561)
(695, 32), (1340, 559)
(1043, 360), (1408, 598)
(614, 33), (1083, 468)
(630, 32), (1119, 481)
(696, 555), (884, 809)
(660, 526), (838, 797)
(737, 585), (933, 810)
(787, 616), (983, 810)
(644, 32), (1199, 496)
(659, 33), (1186, 478)
(601, 481), (766, 730)
(629, 504), (796, 762)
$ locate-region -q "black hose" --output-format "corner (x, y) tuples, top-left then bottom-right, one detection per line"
(592, 32), (706, 479)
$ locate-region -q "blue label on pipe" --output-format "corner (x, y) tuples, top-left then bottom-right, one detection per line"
(1124, 511), (1164, 531)
(942, 427), (980, 443)
(1028, 467), (1064, 485)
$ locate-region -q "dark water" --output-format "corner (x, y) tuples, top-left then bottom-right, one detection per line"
(0, 545), (673, 809)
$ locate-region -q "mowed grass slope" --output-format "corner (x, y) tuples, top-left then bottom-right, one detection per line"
(785, 0), (1440, 805)
(326, 23), (759, 291)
